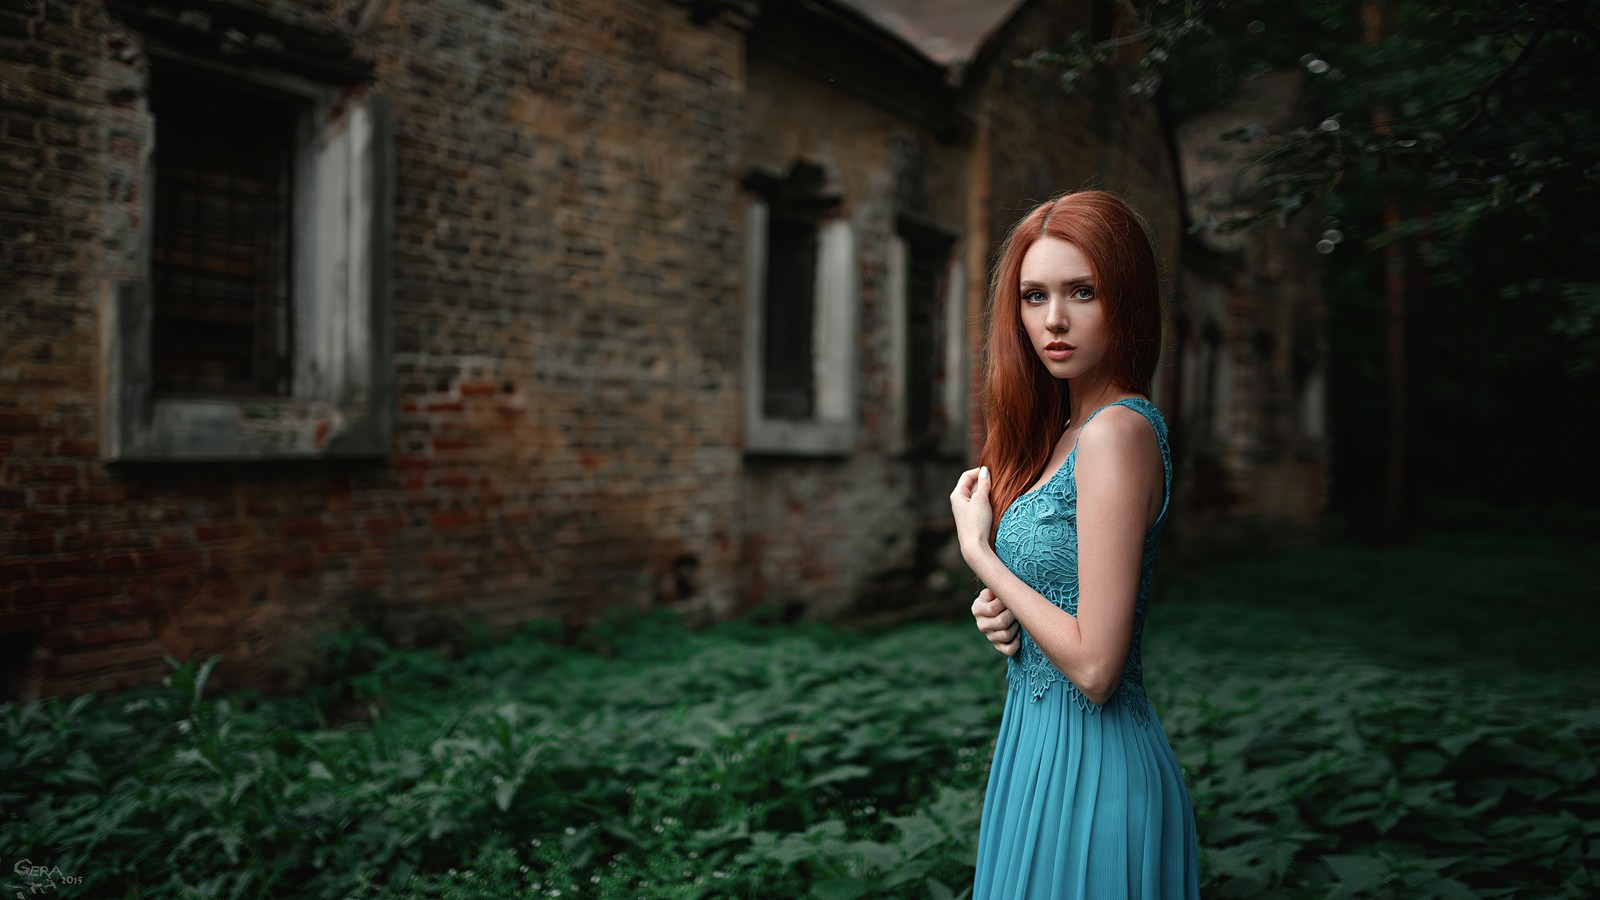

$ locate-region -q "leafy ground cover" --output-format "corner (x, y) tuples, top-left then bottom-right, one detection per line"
(4, 512), (1596, 898)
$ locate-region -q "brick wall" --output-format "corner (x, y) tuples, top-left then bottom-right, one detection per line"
(738, 54), (973, 614)
(2, 0), (1223, 700)
(1, 0), (748, 698)
(1174, 72), (1331, 543)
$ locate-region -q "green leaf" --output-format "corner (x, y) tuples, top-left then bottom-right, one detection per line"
(1322, 854), (1393, 891)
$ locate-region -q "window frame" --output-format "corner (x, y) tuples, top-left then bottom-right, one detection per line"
(887, 220), (967, 459)
(102, 46), (394, 463)
(741, 197), (858, 457)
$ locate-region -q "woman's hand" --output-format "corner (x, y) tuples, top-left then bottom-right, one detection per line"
(950, 466), (994, 560)
(972, 588), (1020, 657)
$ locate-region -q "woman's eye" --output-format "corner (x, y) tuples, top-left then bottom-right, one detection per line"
(1072, 286), (1096, 300)
(1023, 290), (1046, 303)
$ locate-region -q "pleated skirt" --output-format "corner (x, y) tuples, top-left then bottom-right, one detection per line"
(973, 684), (1201, 899)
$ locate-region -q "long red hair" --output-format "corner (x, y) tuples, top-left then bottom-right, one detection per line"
(979, 191), (1163, 537)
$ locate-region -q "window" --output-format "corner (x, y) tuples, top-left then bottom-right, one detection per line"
(102, 33), (393, 462)
(741, 162), (858, 456)
(149, 69), (298, 397)
(888, 217), (966, 457)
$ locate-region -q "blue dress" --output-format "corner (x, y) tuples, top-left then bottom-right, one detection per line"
(973, 398), (1200, 899)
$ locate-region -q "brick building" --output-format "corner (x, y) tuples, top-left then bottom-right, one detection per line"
(1, 0), (1310, 699)
(1172, 71), (1330, 546)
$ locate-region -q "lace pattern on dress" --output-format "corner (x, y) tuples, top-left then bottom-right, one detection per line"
(996, 398), (1172, 728)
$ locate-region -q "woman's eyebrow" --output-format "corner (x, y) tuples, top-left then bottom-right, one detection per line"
(1019, 277), (1094, 288)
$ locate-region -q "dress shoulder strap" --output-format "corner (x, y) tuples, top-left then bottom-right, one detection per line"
(1082, 398), (1172, 525)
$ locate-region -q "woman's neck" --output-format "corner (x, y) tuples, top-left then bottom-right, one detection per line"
(1065, 373), (1125, 425)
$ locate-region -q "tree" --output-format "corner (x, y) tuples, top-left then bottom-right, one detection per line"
(1035, 0), (1600, 533)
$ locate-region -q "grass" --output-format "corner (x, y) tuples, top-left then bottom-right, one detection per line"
(2, 508), (1596, 898)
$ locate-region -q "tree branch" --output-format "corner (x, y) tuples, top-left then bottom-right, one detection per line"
(1436, 7), (1555, 148)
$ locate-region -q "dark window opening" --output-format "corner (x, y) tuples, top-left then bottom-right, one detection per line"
(899, 215), (956, 454)
(150, 68), (300, 396)
(762, 212), (819, 420)
(904, 239), (948, 448)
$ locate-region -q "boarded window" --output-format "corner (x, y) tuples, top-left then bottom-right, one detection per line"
(762, 212), (819, 420)
(149, 70), (300, 396)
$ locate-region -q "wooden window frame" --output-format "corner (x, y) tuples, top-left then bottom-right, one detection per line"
(887, 217), (966, 459)
(102, 47), (394, 462)
(741, 195), (858, 457)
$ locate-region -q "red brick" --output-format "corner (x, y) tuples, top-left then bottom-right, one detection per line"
(0, 560), (33, 582)
(0, 412), (41, 433)
(363, 514), (405, 533)
(427, 584), (468, 605)
(317, 537), (362, 555)
(430, 509), (477, 530)
(73, 619), (153, 645)
(434, 474), (472, 489)
(53, 437), (96, 456)
(15, 509), (67, 530)
(52, 642), (162, 676)
(352, 573), (389, 591)
(282, 556), (319, 577)
(48, 580), (119, 604)
(59, 531), (95, 552)
(11, 584), (51, 608)
(425, 401), (464, 413)
(425, 551), (461, 569)
(35, 554), (99, 579)
(431, 436), (475, 451)
(23, 534), (57, 554)
(62, 487), (107, 505)
(279, 516), (326, 538)
(194, 523), (232, 541)
(141, 549), (199, 570)
(459, 382), (497, 396)
(394, 455), (433, 471)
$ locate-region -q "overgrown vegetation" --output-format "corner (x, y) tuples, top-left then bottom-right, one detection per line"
(4, 518), (1596, 898)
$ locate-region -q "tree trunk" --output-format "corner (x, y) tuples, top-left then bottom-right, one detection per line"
(1364, 0), (1411, 544)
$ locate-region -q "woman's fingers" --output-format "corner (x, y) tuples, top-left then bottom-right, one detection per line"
(971, 588), (1017, 657)
(950, 468), (980, 501)
(984, 624), (1018, 644)
(972, 607), (1014, 631)
(970, 593), (1008, 620)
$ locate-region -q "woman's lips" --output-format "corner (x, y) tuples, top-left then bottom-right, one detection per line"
(1045, 342), (1075, 361)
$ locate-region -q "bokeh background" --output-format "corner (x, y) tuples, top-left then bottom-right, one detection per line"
(2, 0), (1596, 896)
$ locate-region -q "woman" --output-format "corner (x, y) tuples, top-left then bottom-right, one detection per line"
(949, 191), (1200, 898)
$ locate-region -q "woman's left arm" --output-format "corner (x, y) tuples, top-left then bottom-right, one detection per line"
(951, 409), (1161, 704)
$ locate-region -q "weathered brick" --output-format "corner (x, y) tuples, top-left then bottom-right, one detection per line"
(73, 619), (153, 644)
(430, 509), (477, 530)
(34, 554), (99, 579)
(0, 0), (1229, 703)
(279, 516), (326, 539)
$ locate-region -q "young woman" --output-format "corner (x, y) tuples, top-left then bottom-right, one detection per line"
(949, 191), (1201, 898)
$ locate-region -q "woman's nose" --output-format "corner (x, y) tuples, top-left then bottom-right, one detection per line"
(1045, 300), (1068, 331)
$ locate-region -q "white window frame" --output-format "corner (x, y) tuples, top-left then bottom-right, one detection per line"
(742, 199), (858, 456)
(887, 233), (967, 457)
(102, 49), (394, 462)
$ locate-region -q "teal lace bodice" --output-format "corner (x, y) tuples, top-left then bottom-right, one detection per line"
(997, 398), (1172, 724)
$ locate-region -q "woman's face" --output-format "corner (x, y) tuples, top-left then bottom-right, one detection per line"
(1018, 236), (1108, 381)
